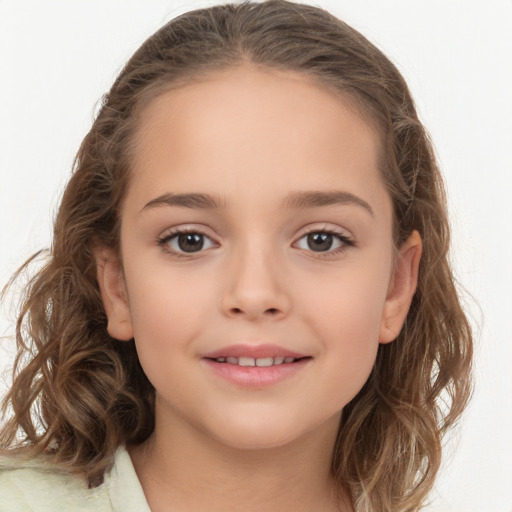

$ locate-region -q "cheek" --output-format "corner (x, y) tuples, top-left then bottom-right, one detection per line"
(124, 262), (217, 352)
(309, 280), (386, 406)
(319, 291), (382, 379)
(124, 267), (218, 395)
(296, 257), (391, 402)
(300, 260), (391, 341)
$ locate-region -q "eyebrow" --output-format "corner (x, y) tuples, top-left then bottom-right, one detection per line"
(142, 193), (225, 211)
(284, 190), (374, 216)
(141, 190), (373, 216)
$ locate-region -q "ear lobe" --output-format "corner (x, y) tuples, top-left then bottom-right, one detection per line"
(95, 248), (134, 341)
(379, 230), (422, 344)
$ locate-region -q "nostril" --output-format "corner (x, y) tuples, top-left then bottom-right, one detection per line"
(265, 308), (279, 315)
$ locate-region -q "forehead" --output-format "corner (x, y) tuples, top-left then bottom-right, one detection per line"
(134, 65), (380, 152)
(125, 65), (388, 218)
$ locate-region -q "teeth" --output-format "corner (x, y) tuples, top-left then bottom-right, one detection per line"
(213, 356), (298, 366)
(255, 357), (274, 367)
(238, 357), (255, 367)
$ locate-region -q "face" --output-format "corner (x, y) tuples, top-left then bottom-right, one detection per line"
(97, 66), (420, 451)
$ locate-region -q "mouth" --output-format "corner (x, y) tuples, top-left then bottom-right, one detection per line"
(202, 344), (312, 388)
(206, 356), (310, 367)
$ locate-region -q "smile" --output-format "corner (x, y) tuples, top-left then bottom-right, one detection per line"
(209, 356), (302, 367)
(202, 345), (312, 388)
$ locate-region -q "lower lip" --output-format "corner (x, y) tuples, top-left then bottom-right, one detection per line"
(202, 358), (311, 388)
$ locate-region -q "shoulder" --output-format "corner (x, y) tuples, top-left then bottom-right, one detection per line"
(0, 456), (110, 512)
(0, 446), (150, 512)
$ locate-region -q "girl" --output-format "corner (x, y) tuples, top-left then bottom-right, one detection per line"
(0, 1), (473, 511)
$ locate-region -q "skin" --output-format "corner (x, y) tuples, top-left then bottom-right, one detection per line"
(96, 65), (421, 512)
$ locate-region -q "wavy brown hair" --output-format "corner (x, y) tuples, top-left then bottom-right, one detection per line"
(1, 1), (472, 510)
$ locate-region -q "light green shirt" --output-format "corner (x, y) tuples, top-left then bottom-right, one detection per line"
(0, 447), (151, 511)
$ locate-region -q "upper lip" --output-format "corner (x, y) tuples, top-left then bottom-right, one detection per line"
(202, 344), (308, 359)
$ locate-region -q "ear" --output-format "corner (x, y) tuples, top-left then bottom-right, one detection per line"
(94, 248), (134, 341)
(379, 230), (422, 344)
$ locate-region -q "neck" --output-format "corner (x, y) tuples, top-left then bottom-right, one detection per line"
(129, 410), (351, 512)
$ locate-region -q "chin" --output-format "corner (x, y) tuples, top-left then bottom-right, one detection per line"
(213, 429), (303, 452)
(204, 410), (339, 453)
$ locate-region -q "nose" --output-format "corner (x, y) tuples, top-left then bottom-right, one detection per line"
(221, 240), (291, 321)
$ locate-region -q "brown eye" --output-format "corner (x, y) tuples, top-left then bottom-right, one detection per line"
(306, 232), (334, 252)
(160, 231), (216, 254)
(177, 233), (204, 252)
(295, 230), (351, 254)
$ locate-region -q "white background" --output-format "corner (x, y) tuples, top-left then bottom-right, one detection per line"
(1, 1), (511, 510)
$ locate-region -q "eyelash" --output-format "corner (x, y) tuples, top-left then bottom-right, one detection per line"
(296, 227), (355, 258)
(157, 226), (355, 258)
(157, 227), (217, 259)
